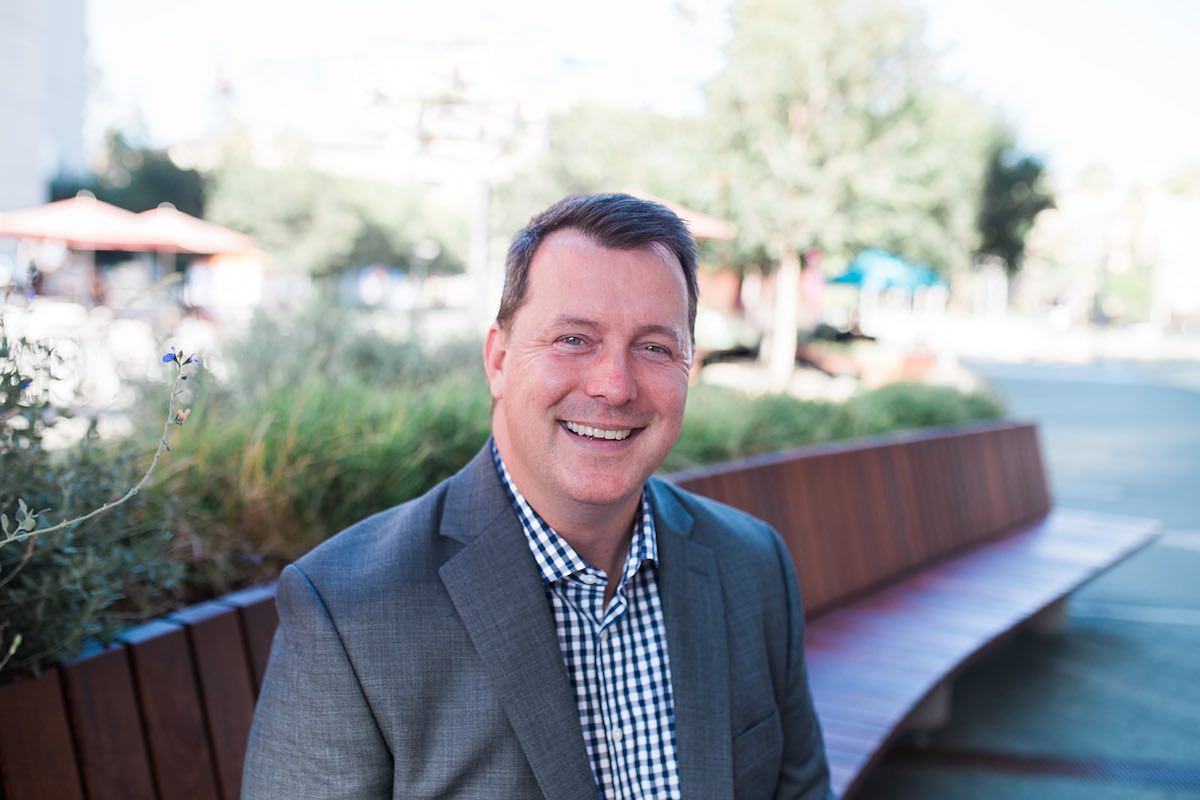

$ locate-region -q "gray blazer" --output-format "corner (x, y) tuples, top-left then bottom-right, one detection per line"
(242, 444), (831, 799)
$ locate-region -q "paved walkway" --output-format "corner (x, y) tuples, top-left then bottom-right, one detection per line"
(855, 359), (1200, 799)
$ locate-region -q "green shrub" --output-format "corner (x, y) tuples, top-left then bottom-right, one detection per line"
(4, 294), (1006, 676)
(1, 438), (183, 674)
(149, 304), (1004, 591)
(663, 381), (1004, 472)
(1, 326), (183, 677)
(839, 381), (1005, 438)
(665, 386), (842, 471)
(158, 373), (492, 591)
(144, 305), (492, 591)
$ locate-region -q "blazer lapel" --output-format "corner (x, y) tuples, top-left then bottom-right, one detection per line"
(650, 479), (734, 800)
(437, 448), (596, 800)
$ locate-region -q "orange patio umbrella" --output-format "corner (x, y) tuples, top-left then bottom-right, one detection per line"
(136, 204), (255, 254)
(0, 192), (168, 250)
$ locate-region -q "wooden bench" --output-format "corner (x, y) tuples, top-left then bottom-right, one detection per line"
(0, 421), (1159, 799)
(668, 420), (1160, 798)
(0, 584), (277, 800)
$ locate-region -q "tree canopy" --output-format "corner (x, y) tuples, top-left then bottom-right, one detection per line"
(205, 139), (467, 275)
(977, 136), (1055, 274)
(706, 0), (997, 274)
(51, 132), (205, 217)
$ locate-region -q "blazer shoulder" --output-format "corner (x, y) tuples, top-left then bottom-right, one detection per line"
(650, 477), (780, 556)
(285, 442), (510, 605)
(291, 477), (455, 598)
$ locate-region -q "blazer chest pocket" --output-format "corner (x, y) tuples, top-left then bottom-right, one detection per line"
(732, 709), (783, 796)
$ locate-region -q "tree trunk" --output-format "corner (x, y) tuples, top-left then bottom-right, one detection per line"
(767, 248), (801, 391)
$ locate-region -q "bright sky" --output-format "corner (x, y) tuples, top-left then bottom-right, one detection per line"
(910, 0), (1200, 186)
(87, 0), (1199, 187)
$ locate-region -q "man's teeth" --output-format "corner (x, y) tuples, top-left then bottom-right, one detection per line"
(565, 421), (632, 441)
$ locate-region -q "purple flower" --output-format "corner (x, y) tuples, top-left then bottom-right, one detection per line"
(162, 352), (176, 363)
(18, 379), (31, 390)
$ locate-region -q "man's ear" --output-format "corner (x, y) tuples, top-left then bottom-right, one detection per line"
(483, 323), (507, 400)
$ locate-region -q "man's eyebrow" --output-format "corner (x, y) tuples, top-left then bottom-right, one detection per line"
(638, 323), (687, 346)
(548, 315), (601, 330)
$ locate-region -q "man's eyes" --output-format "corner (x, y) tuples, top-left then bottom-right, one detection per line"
(553, 336), (673, 358)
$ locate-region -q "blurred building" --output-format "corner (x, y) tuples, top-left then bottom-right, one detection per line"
(1020, 176), (1200, 331)
(0, 0), (88, 211)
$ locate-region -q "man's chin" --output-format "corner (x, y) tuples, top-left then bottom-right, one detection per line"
(560, 475), (646, 510)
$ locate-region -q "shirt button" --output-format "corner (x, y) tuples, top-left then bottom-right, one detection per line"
(579, 573), (601, 585)
(612, 727), (624, 742)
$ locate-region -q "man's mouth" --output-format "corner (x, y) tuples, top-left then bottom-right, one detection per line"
(562, 421), (634, 441)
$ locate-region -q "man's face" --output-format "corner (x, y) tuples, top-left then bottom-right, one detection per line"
(484, 228), (692, 522)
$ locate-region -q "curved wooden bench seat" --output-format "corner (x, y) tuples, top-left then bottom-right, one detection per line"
(669, 421), (1160, 798)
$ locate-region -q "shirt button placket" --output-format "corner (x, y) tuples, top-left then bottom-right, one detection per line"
(597, 623), (624, 799)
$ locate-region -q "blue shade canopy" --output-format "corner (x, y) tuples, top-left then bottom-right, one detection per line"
(830, 249), (945, 291)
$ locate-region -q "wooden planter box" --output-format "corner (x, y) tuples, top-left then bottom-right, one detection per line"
(0, 584), (278, 800)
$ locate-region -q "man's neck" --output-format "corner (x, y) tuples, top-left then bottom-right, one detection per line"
(544, 498), (639, 598)
(494, 452), (641, 597)
(509, 477), (635, 584)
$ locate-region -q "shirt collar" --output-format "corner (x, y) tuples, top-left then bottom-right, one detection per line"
(491, 439), (659, 586)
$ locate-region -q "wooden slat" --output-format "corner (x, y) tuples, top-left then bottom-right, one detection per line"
(0, 668), (85, 800)
(217, 582), (279, 695)
(121, 619), (221, 800)
(60, 644), (157, 800)
(169, 601), (258, 800)
(775, 458), (832, 610)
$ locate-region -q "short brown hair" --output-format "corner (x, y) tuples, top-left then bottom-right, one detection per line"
(496, 193), (699, 337)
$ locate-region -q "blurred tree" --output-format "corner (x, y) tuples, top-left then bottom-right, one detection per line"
(977, 137), (1055, 275)
(706, 0), (998, 386)
(492, 104), (715, 244)
(51, 132), (205, 216)
(1162, 163), (1200, 196)
(205, 140), (467, 275)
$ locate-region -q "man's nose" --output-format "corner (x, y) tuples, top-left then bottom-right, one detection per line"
(585, 347), (637, 406)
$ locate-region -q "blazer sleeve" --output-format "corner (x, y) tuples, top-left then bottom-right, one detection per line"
(770, 531), (835, 800)
(241, 564), (392, 800)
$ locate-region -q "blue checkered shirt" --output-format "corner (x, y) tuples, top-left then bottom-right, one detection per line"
(492, 443), (682, 799)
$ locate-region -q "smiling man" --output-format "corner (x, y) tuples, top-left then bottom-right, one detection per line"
(243, 194), (832, 800)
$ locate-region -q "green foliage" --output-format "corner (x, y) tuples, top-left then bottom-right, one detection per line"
(663, 381), (1004, 472)
(1, 292), (1004, 677)
(493, 104), (716, 243)
(156, 304), (1001, 590)
(163, 374), (492, 591)
(51, 131), (206, 216)
(667, 388), (842, 470)
(150, 306), (491, 591)
(840, 381), (1005, 436)
(204, 140), (467, 275)
(706, 0), (1000, 273)
(1, 437), (183, 675)
(977, 137), (1056, 274)
(1, 316), (183, 677)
